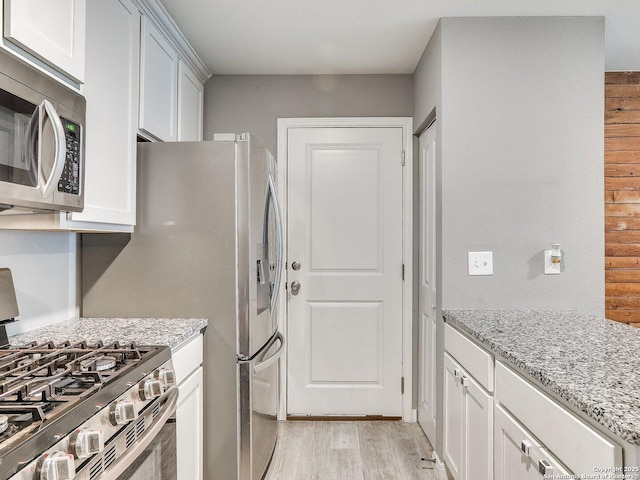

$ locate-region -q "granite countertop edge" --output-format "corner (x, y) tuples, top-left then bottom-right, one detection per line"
(8, 317), (208, 351)
(443, 308), (640, 446)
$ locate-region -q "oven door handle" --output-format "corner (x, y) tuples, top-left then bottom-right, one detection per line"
(98, 388), (179, 480)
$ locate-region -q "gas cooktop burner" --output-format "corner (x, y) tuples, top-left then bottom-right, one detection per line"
(79, 355), (117, 372)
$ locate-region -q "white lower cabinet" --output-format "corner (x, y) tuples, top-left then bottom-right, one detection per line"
(176, 366), (203, 480)
(495, 360), (622, 476)
(443, 353), (493, 480)
(172, 334), (204, 480)
(495, 404), (571, 479)
(444, 323), (624, 480)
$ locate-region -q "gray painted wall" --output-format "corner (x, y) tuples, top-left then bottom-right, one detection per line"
(413, 15), (605, 456)
(203, 74), (413, 154)
(438, 17), (605, 313)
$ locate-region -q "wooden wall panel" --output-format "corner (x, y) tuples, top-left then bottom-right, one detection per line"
(605, 71), (640, 327)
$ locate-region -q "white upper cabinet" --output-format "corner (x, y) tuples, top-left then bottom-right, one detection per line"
(63, 0), (140, 230)
(139, 15), (178, 142)
(139, 0), (210, 142)
(178, 60), (203, 141)
(3, 0), (86, 83)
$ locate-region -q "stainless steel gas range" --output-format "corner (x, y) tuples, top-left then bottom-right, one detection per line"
(0, 340), (177, 480)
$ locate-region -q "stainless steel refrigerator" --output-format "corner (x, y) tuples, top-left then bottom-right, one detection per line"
(81, 134), (284, 480)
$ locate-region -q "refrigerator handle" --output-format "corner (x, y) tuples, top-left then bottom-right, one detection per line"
(268, 174), (284, 314)
(253, 332), (284, 374)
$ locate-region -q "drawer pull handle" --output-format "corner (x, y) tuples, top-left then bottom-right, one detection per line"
(453, 368), (461, 378)
(460, 376), (468, 387)
(539, 460), (553, 476)
(520, 440), (532, 457)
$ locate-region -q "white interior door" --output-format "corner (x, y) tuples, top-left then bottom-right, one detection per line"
(286, 126), (404, 416)
(418, 123), (437, 441)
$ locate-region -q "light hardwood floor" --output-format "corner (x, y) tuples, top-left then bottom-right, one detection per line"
(264, 421), (438, 480)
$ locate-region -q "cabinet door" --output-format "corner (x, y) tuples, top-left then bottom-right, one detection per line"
(64, 0), (139, 229)
(443, 353), (464, 480)
(4, 0), (86, 82)
(176, 366), (203, 480)
(177, 60), (203, 141)
(465, 373), (493, 480)
(139, 16), (178, 142)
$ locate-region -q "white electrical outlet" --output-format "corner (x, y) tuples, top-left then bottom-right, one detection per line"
(544, 250), (561, 275)
(468, 251), (493, 276)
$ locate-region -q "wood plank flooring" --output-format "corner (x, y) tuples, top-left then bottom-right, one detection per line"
(264, 421), (438, 480)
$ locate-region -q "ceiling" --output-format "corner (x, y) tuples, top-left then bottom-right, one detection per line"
(160, 0), (640, 75)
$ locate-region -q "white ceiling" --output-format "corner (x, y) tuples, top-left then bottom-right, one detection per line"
(160, 0), (640, 75)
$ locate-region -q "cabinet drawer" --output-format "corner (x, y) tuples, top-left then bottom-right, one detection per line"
(445, 324), (493, 392)
(494, 404), (572, 480)
(495, 361), (621, 475)
(172, 334), (203, 385)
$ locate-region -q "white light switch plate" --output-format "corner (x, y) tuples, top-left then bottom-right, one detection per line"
(468, 251), (493, 276)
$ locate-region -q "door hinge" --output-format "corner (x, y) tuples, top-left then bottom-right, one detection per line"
(401, 150), (406, 166)
(402, 263), (405, 281)
(401, 376), (405, 394)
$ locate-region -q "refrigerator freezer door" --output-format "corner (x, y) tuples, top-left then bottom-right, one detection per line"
(238, 331), (283, 480)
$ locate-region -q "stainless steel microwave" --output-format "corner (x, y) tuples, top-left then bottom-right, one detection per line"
(0, 49), (85, 214)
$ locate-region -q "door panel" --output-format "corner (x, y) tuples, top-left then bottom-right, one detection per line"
(309, 148), (380, 270)
(418, 123), (437, 442)
(287, 127), (404, 416)
(309, 301), (381, 382)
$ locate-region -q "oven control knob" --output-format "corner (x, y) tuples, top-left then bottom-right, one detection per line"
(110, 400), (138, 426)
(139, 378), (164, 401)
(157, 368), (176, 388)
(35, 451), (76, 480)
(69, 428), (104, 459)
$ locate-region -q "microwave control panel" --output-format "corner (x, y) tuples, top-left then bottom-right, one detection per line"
(58, 118), (82, 195)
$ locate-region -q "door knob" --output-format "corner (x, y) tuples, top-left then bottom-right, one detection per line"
(291, 261), (301, 271)
(290, 281), (301, 295)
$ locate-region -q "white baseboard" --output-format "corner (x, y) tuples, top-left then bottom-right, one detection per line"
(431, 451), (448, 480)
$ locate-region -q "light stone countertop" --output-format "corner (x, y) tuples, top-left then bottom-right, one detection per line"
(443, 309), (640, 445)
(8, 317), (207, 351)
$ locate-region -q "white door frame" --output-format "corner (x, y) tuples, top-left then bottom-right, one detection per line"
(276, 117), (414, 422)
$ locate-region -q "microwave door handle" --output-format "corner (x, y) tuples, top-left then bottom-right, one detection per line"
(24, 107), (39, 186)
(39, 100), (66, 198)
(268, 174), (284, 314)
